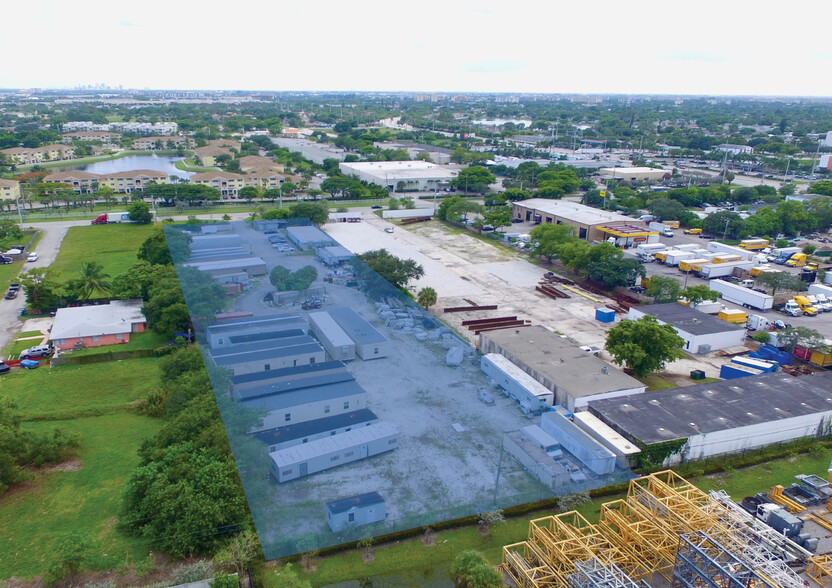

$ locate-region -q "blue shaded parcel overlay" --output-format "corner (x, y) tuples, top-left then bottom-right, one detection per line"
(165, 220), (633, 559)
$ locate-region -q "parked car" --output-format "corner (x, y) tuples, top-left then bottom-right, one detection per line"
(26, 252), (39, 262)
(511, 218), (524, 223)
(20, 345), (54, 359)
(371, 205), (383, 209)
(19, 359), (40, 369)
(0, 361), (9, 374)
(0, 256), (11, 265)
(4, 289), (17, 300)
(385, 227), (394, 233)
(579, 345), (602, 356)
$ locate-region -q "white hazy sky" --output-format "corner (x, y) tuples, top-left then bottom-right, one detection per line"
(2, 0), (831, 96)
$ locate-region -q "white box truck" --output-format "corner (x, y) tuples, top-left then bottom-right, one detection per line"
(664, 250), (696, 267)
(747, 315), (772, 331)
(698, 261), (754, 279)
(708, 279), (774, 310)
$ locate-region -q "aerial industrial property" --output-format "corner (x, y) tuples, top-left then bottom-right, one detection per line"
(168, 220), (641, 558)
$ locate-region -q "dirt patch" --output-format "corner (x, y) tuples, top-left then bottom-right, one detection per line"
(65, 552), (210, 588)
(361, 551), (375, 564)
(40, 457), (82, 474)
(420, 529), (437, 546)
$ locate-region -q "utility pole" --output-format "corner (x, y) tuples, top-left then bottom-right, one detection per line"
(811, 140), (821, 178)
(723, 217), (730, 240)
(783, 156), (791, 183)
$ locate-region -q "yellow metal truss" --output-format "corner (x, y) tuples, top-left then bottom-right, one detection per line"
(808, 555), (832, 587)
(502, 541), (561, 588)
(598, 499), (678, 580)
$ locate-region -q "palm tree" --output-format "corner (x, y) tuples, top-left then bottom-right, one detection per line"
(417, 287), (437, 309)
(77, 261), (111, 300)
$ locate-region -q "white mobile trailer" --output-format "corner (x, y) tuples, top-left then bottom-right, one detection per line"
(676, 243), (701, 252)
(664, 250), (696, 267)
(708, 279), (774, 310)
(747, 315), (772, 331)
(698, 261), (754, 279)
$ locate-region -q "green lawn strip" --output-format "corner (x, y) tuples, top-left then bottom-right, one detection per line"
(640, 373), (678, 391)
(174, 159), (218, 173)
(67, 331), (169, 357)
(49, 224), (153, 284)
(293, 451), (829, 587)
(0, 412), (161, 579)
(0, 357), (161, 421)
(0, 262), (24, 294)
(2, 331), (47, 357)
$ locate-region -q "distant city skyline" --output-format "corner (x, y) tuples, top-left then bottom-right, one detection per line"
(3, 0), (831, 97)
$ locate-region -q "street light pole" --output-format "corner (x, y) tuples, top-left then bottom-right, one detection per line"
(723, 217), (730, 240)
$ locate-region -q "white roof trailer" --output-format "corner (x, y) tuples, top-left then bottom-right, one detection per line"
(481, 353), (554, 416)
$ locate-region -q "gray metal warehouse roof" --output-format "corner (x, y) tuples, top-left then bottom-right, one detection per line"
(229, 329), (306, 345)
(253, 408), (378, 446)
(326, 491), (385, 514)
(210, 335), (316, 358)
(240, 380), (366, 412)
(630, 303), (744, 336)
(234, 371), (355, 400)
(588, 372), (832, 445)
(287, 225), (334, 245)
(211, 342), (323, 366)
(182, 256), (266, 272)
(480, 326), (644, 398)
(232, 360), (346, 386)
(329, 308), (388, 345)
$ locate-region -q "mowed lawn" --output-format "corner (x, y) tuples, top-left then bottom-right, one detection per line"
(0, 358), (162, 421)
(0, 413), (161, 579)
(0, 356), (164, 579)
(49, 224), (154, 283)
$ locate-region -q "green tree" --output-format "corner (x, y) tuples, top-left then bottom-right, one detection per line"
(77, 261), (111, 299)
(605, 316), (686, 378)
(681, 285), (719, 306)
(529, 223), (575, 262)
(128, 200), (153, 224)
(447, 200), (484, 223)
(270, 265), (318, 291)
(47, 533), (97, 584)
(776, 200), (811, 235)
(238, 186), (260, 203)
(417, 286), (438, 308)
(588, 256), (646, 289)
(450, 550), (502, 588)
(452, 166), (496, 193)
(646, 275), (682, 303)
(140, 226), (191, 265)
(356, 249), (424, 291)
(0, 219), (23, 240)
(483, 208), (511, 231)
(214, 530), (261, 579)
(501, 188), (531, 202)
(776, 327), (827, 353)
(703, 210), (744, 239)
(755, 271), (804, 297)
(650, 198), (687, 221)
(19, 267), (61, 311)
(809, 181), (832, 196)
(437, 195), (466, 221)
(288, 201), (329, 225)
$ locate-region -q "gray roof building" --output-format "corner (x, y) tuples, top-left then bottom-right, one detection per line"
(588, 372), (832, 464)
(627, 303), (746, 354)
(328, 307), (389, 360)
(479, 326), (645, 411)
(286, 226), (335, 250)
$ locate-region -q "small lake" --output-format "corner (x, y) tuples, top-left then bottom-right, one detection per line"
(62, 155), (196, 180)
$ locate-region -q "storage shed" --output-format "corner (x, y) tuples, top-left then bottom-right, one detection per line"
(480, 353), (554, 416)
(572, 411), (642, 468)
(268, 422), (399, 483)
(540, 411), (617, 475)
(316, 245), (354, 267)
(328, 308), (389, 360)
(308, 311), (356, 361)
(326, 492), (386, 532)
(627, 304), (745, 354)
(588, 371), (832, 465)
(287, 226), (335, 250)
(254, 408), (379, 452)
(232, 360), (347, 391)
(191, 233), (242, 250)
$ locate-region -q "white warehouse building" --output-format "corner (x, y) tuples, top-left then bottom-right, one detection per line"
(588, 372), (832, 466)
(627, 303), (746, 354)
(339, 160), (458, 191)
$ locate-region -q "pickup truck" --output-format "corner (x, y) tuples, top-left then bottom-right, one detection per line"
(684, 228), (702, 235)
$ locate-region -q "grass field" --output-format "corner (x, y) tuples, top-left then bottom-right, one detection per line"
(0, 357), (163, 579)
(49, 224), (154, 284)
(0, 413), (160, 579)
(2, 330), (47, 358)
(285, 450), (832, 588)
(0, 357), (161, 421)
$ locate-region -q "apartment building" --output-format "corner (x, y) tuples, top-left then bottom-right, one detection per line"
(0, 144), (76, 165)
(132, 136), (194, 150)
(0, 178), (21, 201)
(62, 131), (121, 144)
